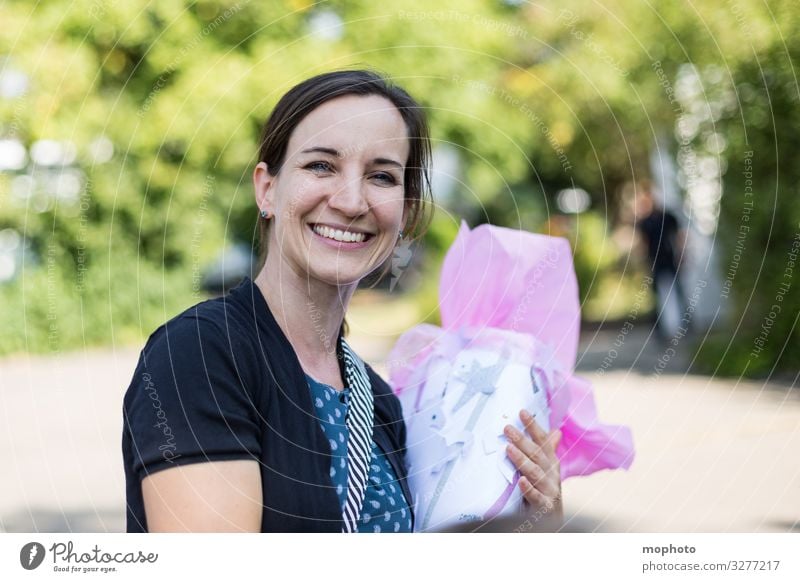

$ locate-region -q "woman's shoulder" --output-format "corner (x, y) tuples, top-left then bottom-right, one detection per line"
(126, 281), (267, 404)
(143, 279), (262, 353)
(126, 295), (266, 404)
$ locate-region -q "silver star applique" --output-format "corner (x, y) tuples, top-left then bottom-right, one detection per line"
(450, 348), (511, 412)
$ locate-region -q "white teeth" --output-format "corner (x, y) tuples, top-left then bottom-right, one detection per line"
(312, 225), (367, 243)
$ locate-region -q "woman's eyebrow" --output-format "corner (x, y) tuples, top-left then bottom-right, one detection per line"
(300, 146), (340, 157)
(371, 157), (403, 169)
(299, 146), (402, 169)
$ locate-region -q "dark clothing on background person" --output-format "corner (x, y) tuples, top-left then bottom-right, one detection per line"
(636, 208), (681, 275)
(122, 277), (413, 532)
(636, 208), (686, 338)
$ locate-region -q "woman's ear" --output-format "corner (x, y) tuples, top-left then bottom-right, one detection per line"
(253, 162), (275, 216)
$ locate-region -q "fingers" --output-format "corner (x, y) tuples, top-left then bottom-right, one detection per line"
(505, 411), (563, 503)
(520, 409), (547, 447)
(520, 477), (563, 525)
(506, 442), (546, 484)
(507, 442), (559, 500)
(520, 409), (561, 457)
(504, 424), (547, 469)
(519, 476), (549, 508)
(548, 428), (563, 453)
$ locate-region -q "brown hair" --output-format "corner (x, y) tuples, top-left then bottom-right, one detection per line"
(255, 69), (433, 279)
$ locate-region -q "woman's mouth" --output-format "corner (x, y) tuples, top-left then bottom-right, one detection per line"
(309, 223), (375, 249)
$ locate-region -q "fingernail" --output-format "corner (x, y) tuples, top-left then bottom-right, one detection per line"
(504, 425), (516, 438)
(520, 409), (532, 421)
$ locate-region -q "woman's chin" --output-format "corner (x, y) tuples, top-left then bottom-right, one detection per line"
(306, 265), (369, 287)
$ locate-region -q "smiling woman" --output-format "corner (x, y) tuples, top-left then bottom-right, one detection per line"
(253, 72), (432, 285)
(121, 69), (434, 532)
(254, 92), (411, 289)
(122, 69), (564, 533)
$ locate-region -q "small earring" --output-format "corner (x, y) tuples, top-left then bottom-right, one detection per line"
(397, 230), (404, 240)
(260, 209), (270, 219)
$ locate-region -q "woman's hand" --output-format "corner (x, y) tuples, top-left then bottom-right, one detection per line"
(505, 409), (563, 523)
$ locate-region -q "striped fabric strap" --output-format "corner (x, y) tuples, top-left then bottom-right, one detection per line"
(340, 338), (375, 533)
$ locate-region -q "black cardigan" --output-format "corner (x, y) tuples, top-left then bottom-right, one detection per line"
(122, 277), (413, 532)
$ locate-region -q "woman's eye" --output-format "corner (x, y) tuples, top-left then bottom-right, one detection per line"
(372, 172), (397, 185)
(306, 161), (333, 173)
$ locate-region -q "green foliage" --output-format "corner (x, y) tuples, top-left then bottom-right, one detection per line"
(0, 252), (194, 355)
(568, 212), (620, 304)
(693, 41), (800, 377)
(0, 0), (797, 377)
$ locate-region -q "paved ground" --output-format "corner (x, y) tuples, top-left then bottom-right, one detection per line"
(564, 326), (800, 532)
(1, 322), (798, 533)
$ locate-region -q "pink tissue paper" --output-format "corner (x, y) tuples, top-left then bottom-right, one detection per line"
(387, 221), (635, 531)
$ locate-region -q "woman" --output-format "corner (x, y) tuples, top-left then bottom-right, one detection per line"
(122, 69), (562, 532)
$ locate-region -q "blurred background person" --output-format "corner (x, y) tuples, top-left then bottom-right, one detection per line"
(631, 180), (687, 340)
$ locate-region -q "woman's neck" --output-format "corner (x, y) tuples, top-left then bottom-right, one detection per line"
(253, 255), (356, 377)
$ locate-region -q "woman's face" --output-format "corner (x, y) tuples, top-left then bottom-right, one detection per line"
(254, 94), (410, 286)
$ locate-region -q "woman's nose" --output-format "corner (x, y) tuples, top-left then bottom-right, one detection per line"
(328, 174), (369, 217)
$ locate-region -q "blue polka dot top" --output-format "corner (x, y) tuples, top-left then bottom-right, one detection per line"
(306, 374), (412, 533)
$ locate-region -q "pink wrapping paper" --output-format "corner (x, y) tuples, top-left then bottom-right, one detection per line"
(388, 221), (634, 480)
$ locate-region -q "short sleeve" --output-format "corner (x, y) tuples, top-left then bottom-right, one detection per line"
(123, 314), (262, 482)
